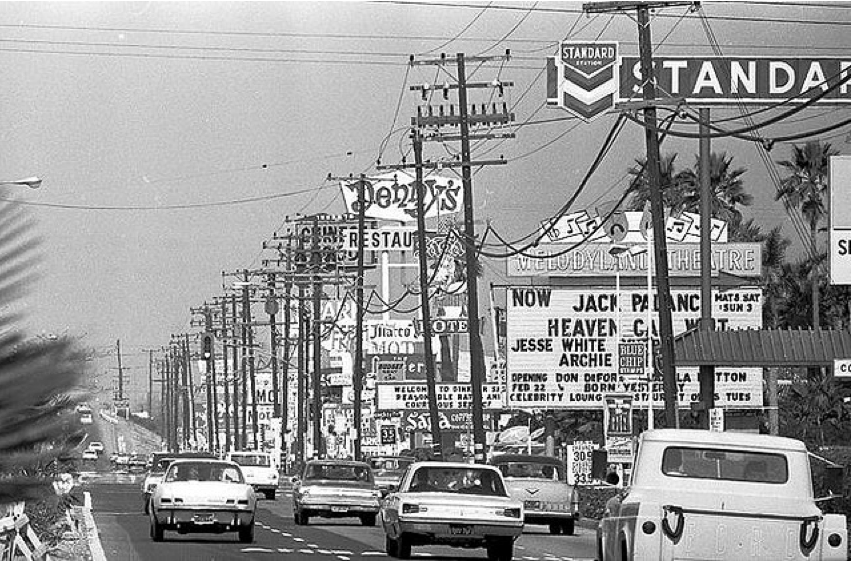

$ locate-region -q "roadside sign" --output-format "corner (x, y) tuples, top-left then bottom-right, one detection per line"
(709, 408), (725, 432)
(415, 317), (468, 335)
(342, 227), (416, 252)
(834, 359), (851, 377)
(376, 382), (504, 411)
(618, 341), (645, 379)
(830, 156), (851, 285)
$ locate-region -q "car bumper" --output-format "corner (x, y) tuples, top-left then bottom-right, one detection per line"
(153, 507), (254, 528)
(395, 518), (523, 540)
(249, 483), (278, 492)
(297, 498), (380, 515)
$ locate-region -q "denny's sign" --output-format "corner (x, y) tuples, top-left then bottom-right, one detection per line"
(548, 41), (851, 120)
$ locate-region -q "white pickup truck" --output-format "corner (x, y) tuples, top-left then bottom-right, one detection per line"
(597, 429), (847, 561)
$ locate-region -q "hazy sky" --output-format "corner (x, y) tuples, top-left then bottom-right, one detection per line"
(2, 1), (848, 399)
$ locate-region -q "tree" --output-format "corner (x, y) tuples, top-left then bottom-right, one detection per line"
(624, 153), (688, 211)
(0, 195), (83, 504)
(775, 140), (839, 329)
(677, 152), (753, 223)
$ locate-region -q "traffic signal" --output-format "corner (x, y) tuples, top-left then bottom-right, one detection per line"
(201, 332), (214, 360)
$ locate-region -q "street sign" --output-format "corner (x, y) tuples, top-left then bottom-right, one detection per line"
(709, 408), (725, 432)
(380, 425), (397, 445)
(834, 359), (851, 377)
(830, 156), (851, 285)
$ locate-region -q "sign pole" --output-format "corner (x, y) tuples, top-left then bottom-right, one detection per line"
(698, 107), (716, 429)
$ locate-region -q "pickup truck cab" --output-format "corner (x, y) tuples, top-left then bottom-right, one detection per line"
(597, 429), (847, 561)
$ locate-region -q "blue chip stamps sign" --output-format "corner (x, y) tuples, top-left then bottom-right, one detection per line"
(547, 42), (618, 121)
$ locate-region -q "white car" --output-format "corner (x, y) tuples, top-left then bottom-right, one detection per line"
(149, 459), (256, 543)
(88, 441), (104, 454)
(380, 462), (524, 561)
(81, 450), (98, 462)
(226, 451), (279, 500)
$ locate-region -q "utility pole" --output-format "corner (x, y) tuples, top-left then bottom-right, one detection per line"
(585, 1), (694, 428)
(204, 308), (220, 453)
(311, 217), (323, 459)
(281, 252), (292, 467)
(163, 354), (172, 451)
(245, 272), (258, 451)
(184, 334), (197, 449)
(413, 131), (444, 458)
(698, 107), (716, 428)
(268, 273), (280, 421)
(232, 293), (242, 450)
(354, 177), (366, 461)
(116, 339), (124, 406)
(297, 282), (306, 468)
(393, 51), (514, 462)
(220, 297), (232, 453)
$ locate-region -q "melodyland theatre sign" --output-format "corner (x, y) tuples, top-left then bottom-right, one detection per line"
(548, 41), (851, 120)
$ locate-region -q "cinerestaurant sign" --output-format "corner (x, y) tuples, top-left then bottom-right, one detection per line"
(548, 39), (851, 120)
(506, 287), (763, 409)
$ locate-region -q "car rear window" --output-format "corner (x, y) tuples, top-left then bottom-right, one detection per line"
(495, 461), (565, 481)
(661, 447), (788, 484)
(231, 454), (271, 467)
(406, 467), (507, 496)
(165, 462), (244, 484)
(304, 463), (373, 483)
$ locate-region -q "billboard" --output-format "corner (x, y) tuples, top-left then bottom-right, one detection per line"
(830, 155), (851, 284)
(376, 382), (504, 411)
(506, 287), (763, 409)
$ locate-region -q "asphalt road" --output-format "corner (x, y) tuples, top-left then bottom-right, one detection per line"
(89, 477), (598, 561)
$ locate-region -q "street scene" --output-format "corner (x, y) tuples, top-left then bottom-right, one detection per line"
(1, 2), (851, 560)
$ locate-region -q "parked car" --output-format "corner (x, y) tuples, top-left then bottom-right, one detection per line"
(292, 460), (381, 526)
(87, 441), (104, 454)
(380, 461), (524, 561)
(141, 451), (216, 514)
(597, 429), (848, 561)
(226, 451), (279, 500)
(369, 456), (415, 497)
(489, 453), (579, 535)
(128, 454), (148, 473)
(82, 450), (98, 462)
(148, 459), (256, 543)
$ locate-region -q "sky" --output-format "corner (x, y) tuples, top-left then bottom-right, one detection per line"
(1, 1), (849, 404)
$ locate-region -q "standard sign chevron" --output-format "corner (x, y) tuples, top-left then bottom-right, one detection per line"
(547, 42), (619, 121)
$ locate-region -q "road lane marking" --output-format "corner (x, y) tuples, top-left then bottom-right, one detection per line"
(361, 553), (385, 557)
(277, 548), (294, 553)
(294, 537), (305, 542)
(332, 550), (353, 555)
(317, 550), (331, 554)
(299, 548), (315, 554)
(241, 547), (274, 553)
(308, 543), (319, 547)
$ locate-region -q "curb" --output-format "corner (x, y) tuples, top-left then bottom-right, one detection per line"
(82, 492), (107, 561)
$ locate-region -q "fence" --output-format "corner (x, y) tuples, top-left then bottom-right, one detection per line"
(0, 501), (48, 561)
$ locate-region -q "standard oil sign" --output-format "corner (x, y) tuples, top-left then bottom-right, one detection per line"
(830, 155), (851, 285)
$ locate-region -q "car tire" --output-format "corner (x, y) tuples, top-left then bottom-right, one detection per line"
(548, 523), (562, 535)
(150, 514), (164, 542)
(396, 533), (411, 560)
(486, 537), (513, 561)
(265, 489), (276, 500)
(238, 523), (255, 543)
(294, 510), (309, 526)
(561, 519), (575, 536)
(144, 499), (149, 515)
(385, 535), (399, 558)
(360, 514), (377, 527)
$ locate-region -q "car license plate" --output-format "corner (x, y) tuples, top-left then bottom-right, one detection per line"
(449, 524), (472, 535)
(331, 506), (348, 513)
(193, 513), (214, 524)
(524, 500), (541, 510)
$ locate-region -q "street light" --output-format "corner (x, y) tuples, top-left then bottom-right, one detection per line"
(0, 176), (42, 189)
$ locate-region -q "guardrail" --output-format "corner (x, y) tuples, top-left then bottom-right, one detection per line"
(0, 501), (48, 561)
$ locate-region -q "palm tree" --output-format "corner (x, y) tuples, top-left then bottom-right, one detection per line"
(677, 152), (753, 223)
(624, 153), (688, 211)
(775, 140), (839, 329)
(0, 194), (83, 504)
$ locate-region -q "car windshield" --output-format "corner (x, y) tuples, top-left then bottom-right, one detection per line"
(164, 462), (244, 484)
(231, 454), (271, 467)
(661, 447), (788, 484)
(495, 460), (564, 481)
(304, 463), (372, 483)
(406, 466), (507, 496)
(153, 459), (174, 473)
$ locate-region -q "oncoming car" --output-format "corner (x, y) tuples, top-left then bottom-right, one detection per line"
(369, 456), (415, 497)
(380, 462), (524, 561)
(226, 451), (279, 500)
(148, 459), (256, 543)
(490, 454), (579, 535)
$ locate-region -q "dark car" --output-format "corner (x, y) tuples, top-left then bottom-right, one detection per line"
(292, 460), (381, 526)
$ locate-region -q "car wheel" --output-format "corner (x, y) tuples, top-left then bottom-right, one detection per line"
(561, 519), (575, 536)
(294, 510), (309, 525)
(144, 499), (149, 515)
(385, 534), (399, 558)
(149, 513), (164, 542)
(548, 523), (562, 535)
(397, 533), (411, 560)
(265, 489), (276, 500)
(360, 514), (377, 527)
(486, 537), (514, 561)
(238, 523), (255, 543)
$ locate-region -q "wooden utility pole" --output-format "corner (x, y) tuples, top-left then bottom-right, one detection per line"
(220, 297), (232, 453)
(268, 273), (280, 419)
(354, 177), (366, 461)
(232, 293), (242, 450)
(585, 1), (695, 428)
(698, 107), (716, 428)
(281, 254), (292, 466)
(311, 217), (323, 458)
(392, 51), (514, 461)
(412, 131), (444, 458)
(297, 283), (306, 468)
(116, 339), (124, 403)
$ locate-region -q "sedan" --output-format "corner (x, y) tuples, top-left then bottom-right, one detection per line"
(380, 462), (524, 561)
(81, 450), (98, 462)
(149, 459), (256, 543)
(88, 441), (105, 454)
(292, 460), (382, 526)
